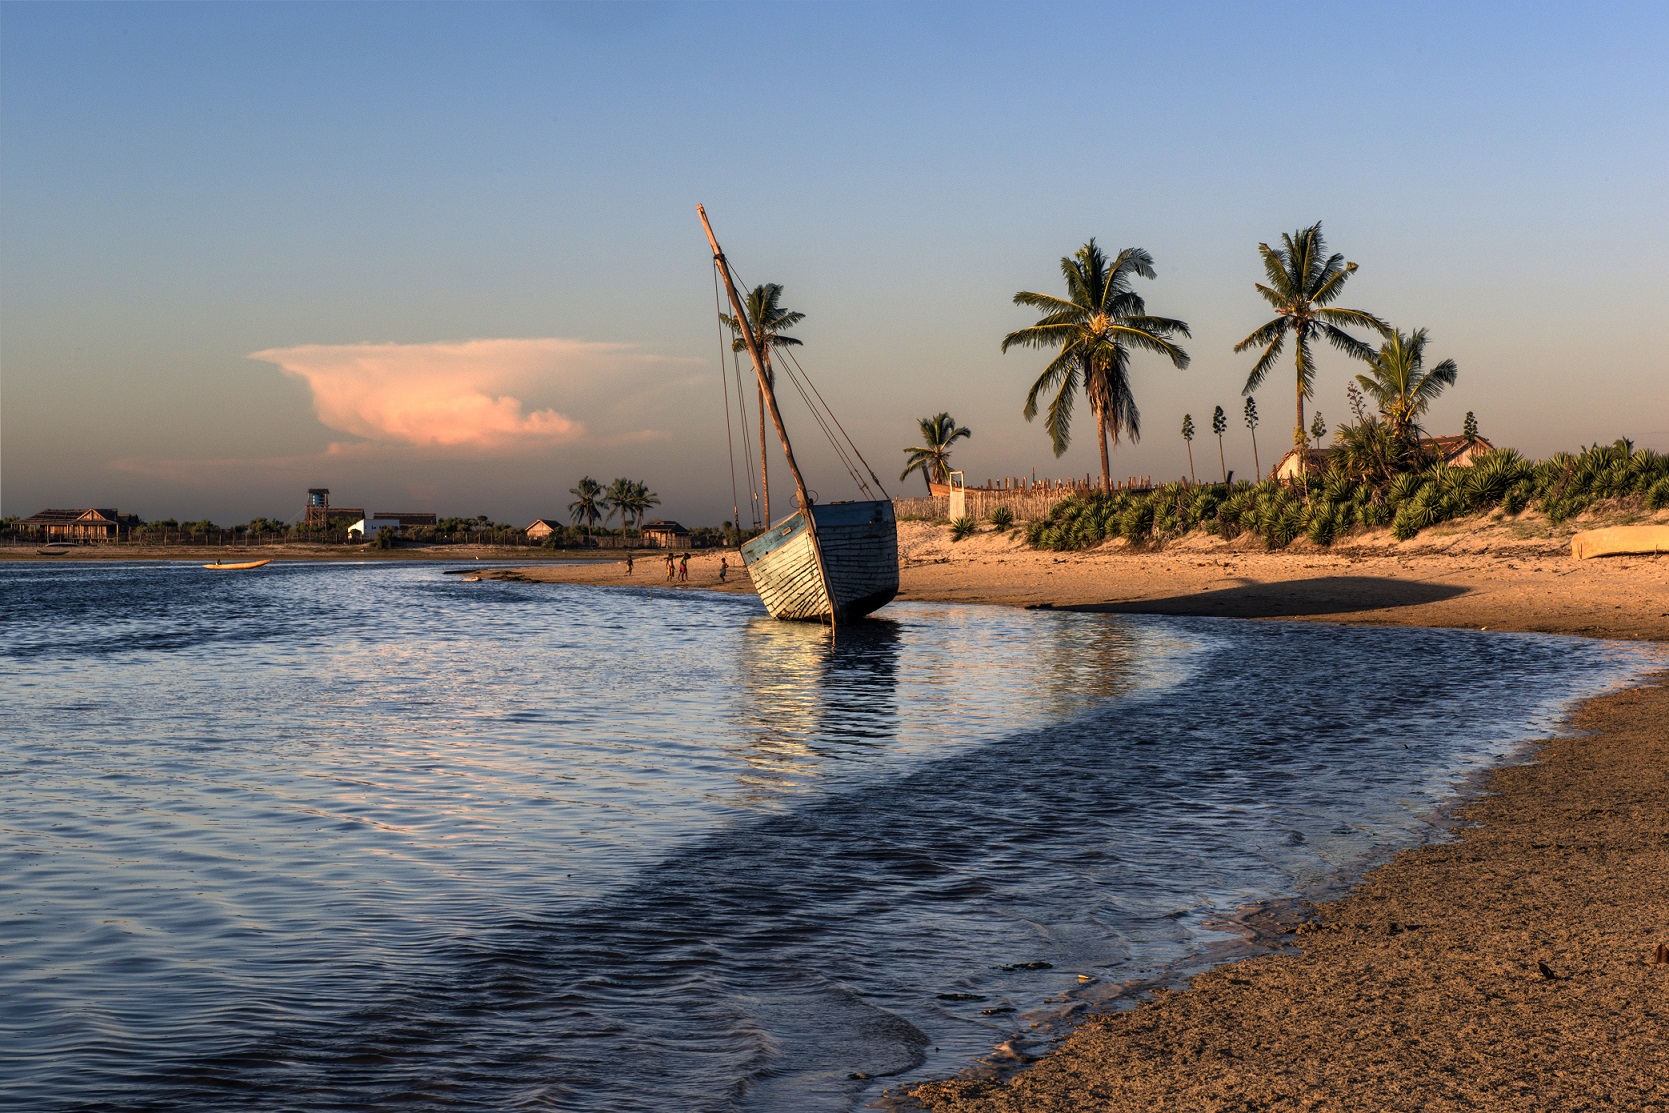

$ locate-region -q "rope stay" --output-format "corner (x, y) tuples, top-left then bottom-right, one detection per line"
(717, 257), (890, 506)
(713, 265), (763, 530)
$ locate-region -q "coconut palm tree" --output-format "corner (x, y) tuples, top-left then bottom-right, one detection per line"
(720, 283), (805, 529)
(603, 477), (635, 539)
(626, 481), (660, 535)
(1354, 327), (1459, 451)
(1002, 240), (1191, 490)
(568, 476), (604, 543)
(899, 413), (972, 493)
(1234, 222), (1388, 466)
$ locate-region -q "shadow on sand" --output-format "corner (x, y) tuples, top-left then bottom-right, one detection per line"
(1066, 575), (1470, 621)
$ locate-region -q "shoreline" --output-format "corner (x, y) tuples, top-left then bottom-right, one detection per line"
(473, 525), (1669, 1109)
(905, 669), (1669, 1111)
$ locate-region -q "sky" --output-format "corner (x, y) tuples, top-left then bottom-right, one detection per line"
(3, 1), (1666, 526)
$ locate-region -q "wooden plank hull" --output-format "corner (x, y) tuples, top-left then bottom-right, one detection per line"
(1571, 525), (1669, 559)
(740, 500), (898, 622)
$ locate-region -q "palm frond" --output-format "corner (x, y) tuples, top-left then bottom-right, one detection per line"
(1234, 316), (1288, 353)
(1023, 349), (1078, 420)
(1240, 334), (1285, 394)
(1320, 323), (1378, 362)
(1316, 306), (1390, 336)
(1001, 323), (1082, 352)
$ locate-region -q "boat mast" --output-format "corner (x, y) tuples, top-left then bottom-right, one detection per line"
(698, 204), (837, 618)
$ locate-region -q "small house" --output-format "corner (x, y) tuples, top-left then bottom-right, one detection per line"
(348, 516), (405, 539)
(1274, 435), (1496, 481)
(18, 508), (140, 540)
(524, 519), (563, 540)
(640, 520), (691, 548)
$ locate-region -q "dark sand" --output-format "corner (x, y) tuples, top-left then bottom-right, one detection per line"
(909, 674), (1669, 1112)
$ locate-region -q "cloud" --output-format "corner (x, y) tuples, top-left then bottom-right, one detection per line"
(249, 337), (656, 449)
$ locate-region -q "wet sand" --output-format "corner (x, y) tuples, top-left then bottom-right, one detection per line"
(909, 673), (1669, 1112)
(480, 520), (1669, 1110)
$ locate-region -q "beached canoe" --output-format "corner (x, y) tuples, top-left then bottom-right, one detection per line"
(202, 559), (272, 570)
(1570, 525), (1669, 559)
(37, 545), (73, 556)
(741, 500), (899, 622)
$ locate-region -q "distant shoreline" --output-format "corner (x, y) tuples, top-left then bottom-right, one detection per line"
(0, 544), (636, 564)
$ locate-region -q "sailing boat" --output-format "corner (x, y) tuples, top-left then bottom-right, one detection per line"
(699, 205), (899, 624)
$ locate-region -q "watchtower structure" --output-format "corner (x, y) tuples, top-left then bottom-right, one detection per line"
(305, 488), (331, 528)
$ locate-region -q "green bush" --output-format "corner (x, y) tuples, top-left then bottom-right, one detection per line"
(950, 516), (978, 541)
(988, 505), (1015, 530)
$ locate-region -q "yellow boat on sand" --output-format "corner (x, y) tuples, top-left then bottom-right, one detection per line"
(202, 559), (272, 570)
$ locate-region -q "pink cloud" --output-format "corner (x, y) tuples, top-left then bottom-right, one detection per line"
(248, 338), (638, 448)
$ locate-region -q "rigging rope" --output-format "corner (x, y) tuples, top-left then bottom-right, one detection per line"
(721, 258), (889, 505)
(714, 262), (762, 529)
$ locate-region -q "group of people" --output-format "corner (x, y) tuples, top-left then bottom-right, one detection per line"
(620, 551), (729, 584)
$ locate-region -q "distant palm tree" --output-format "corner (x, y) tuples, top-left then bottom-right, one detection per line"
(900, 413), (972, 493)
(603, 477), (635, 539)
(625, 480), (661, 535)
(1354, 327), (1459, 451)
(1002, 240), (1190, 490)
(568, 476), (604, 543)
(720, 283), (805, 529)
(1234, 222), (1388, 468)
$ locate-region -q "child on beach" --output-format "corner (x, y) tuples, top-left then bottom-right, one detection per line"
(624, 552), (633, 576)
(718, 557), (728, 583)
(664, 553), (675, 581)
(678, 553), (689, 582)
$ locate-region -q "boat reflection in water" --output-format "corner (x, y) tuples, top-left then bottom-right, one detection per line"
(725, 604), (1151, 809)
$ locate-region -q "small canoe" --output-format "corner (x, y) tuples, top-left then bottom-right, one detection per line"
(1570, 525), (1669, 559)
(37, 545), (74, 556)
(202, 559), (272, 570)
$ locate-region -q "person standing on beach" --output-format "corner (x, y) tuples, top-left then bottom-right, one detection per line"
(665, 553), (675, 581)
(718, 556), (729, 583)
(678, 553), (689, 582)
(624, 552), (634, 576)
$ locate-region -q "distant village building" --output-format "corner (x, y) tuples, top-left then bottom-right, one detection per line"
(639, 520), (691, 548)
(303, 488), (364, 528)
(348, 512), (437, 539)
(524, 519), (563, 540)
(1273, 435), (1496, 481)
(17, 508), (140, 540)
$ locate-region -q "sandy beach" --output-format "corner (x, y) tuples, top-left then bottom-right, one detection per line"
(478, 518), (1669, 1110)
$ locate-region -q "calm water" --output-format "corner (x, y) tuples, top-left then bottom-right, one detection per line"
(0, 562), (1655, 1110)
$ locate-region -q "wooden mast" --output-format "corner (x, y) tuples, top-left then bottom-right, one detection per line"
(697, 204), (837, 622)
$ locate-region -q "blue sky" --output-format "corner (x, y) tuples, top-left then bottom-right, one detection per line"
(4, 1), (1665, 524)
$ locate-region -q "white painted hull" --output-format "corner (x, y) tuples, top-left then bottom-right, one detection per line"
(740, 500), (898, 622)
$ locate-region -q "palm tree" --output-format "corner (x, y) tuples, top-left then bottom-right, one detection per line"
(627, 480), (660, 536)
(603, 477), (635, 540)
(720, 283), (804, 529)
(899, 413), (972, 493)
(1212, 406), (1228, 482)
(1181, 413), (1196, 483)
(1002, 240), (1191, 490)
(568, 476), (604, 543)
(1233, 222), (1388, 467)
(1354, 327), (1459, 452)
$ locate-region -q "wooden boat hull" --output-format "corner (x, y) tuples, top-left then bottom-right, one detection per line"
(740, 500), (898, 622)
(202, 559), (272, 570)
(1571, 525), (1669, 559)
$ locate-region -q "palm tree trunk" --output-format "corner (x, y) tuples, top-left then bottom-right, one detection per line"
(1095, 413), (1111, 491)
(757, 382), (770, 529)
(1294, 376), (1307, 477)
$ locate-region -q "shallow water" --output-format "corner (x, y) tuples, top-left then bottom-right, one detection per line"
(0, 562), (1654, 1110)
